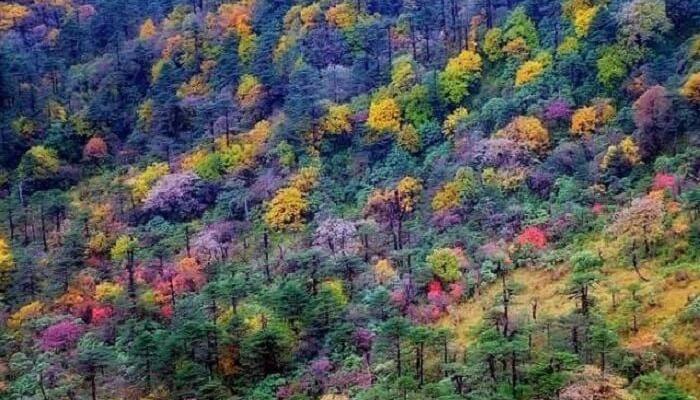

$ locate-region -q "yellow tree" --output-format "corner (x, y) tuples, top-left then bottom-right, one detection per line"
(515, 60), (545, 86)
(0, 236), (13, 292)
(325, 3), (356, 29)
(367, 97), (401, 137)
(0, 3), (30, 31)
(139, 18), (157, 40)
(439, 50), (483, 103)
(321, 104), (353, 135)
(680, 72), (700, 104)
(265, 187), (309, 231)
(396, 124), (421, 153)
(495, 116), (550, 154)
(442, 107), (469, 138)
(571, 101), (615, 137)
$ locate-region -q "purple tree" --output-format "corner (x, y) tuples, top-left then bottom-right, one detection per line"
(142, 172), (218, 221)
(544, 98), (572, 122)
(40, 320), (84, 351)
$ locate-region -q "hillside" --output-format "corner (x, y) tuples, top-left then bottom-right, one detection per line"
(0, 0), (699, 399)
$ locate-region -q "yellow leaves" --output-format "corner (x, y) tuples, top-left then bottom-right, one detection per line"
(515, 60), (545, 86)
(444, 49), (482, 76)
(390, 56), (416, 91)
(181, 148), (208, 171)
(238, 33), (257, 63)
(266, 160), (318, 231)
(373, 258), (396, 285)
(0, 3), (30, 31)
(0, 236), (13, 290)
(127, 162), (169, 203)
(11, 116), (38, 139)
(440, 50), (483, 103)
(299, 4), (322, 29)
(573, 5), (599, 37)
(47, 100), (67, 122)
(20, 146), (60, 179)
(289, 166), (319, 192)
(495, 116), (550, 154)
(88, 231), (109, 254)
(482, 167), (527, 191)
(321, 104), (353, 135)
(432, 167), (476, 212)
(151, 59), (166, 83)
(8, 301), (43, 330)
(443, 107), (469, 138)
(367, 97), (401, 135)
(137, 99), (154, 131)
(619, 136), (641, 165)
(218, 3), (252, 37)
(601, 136), (641, 170)
(236, 74), (264, 108)
(325, 2), (356, 29)
(396, 124), (421, 153)
(321, 279), (348, 306)
(176, 74), (210, 98)
(397, 176), (423, 212)
(139, 18), (157, 40)
(432, 181), (461, 212)
(571, 106), (597, 136)
(111, 235), (137, 261)
(680, 72), (700, 103)
(264, 187), (309, 231)
(95, 282), (124, 302)
(571, 101), (616, 137)
(502, 37), (529, 57)
(557, 36), (580, 55)
(483, 28), (504, 61)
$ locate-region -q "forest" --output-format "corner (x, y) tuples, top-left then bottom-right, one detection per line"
(0, 0), (699, 398)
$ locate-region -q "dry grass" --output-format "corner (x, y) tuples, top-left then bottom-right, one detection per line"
(440, 256), (699, 356)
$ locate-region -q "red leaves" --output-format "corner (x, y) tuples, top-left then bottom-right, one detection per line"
(516, 226), (548, 249)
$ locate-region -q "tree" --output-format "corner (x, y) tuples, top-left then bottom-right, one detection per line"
(515, 60), (545, 86)
(77, 333), (113, 400)
(378, 317), (410, 376)
(83, 137), (108, 161)
(18, 146), (60, 182)
(633, 85), (673, 156)
(495, 116), (550, 154)
(589, 322), (618, 376)
(608, 194), (665, 280)
(680, 72), (700, 104)
(365, 177), (422, 250)
(426, 248), (461, 283)
(617, 0), (672, 44)
(264, 187), (309, 232)
(40, 320), (84, 351)
(240, 322), (292, 380)
(442, 107), (469, 138)
(367, 98), (402, 136)
(0, 3), (30, 31)
(0, 236), (13, 292)
(439, 50), (482, 104)
(139, 18), (157, 40)
(516, 227), (547, 250)
(571, 101), (615, 137)
(567, 250), (603, 316)
(321, 104), (353, 135)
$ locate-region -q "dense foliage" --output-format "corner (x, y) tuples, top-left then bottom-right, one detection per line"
(0, 0), (699, 399)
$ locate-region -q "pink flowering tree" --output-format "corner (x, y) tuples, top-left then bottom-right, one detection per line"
(40, 320), (84, 351)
